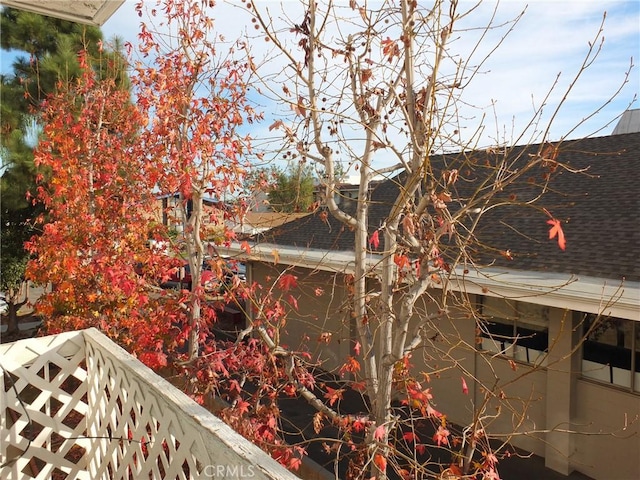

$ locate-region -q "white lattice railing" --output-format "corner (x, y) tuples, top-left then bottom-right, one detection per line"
(1, 328), (300, 480)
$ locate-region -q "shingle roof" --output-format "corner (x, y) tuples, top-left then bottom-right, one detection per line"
(259, 133), (640, 282)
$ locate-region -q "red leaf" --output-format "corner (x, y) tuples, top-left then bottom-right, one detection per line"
(374, 453), (387, 472)
(461, 376), (469, 395)
(394, 253), (410, 270)
(235, 399), (250, 416)
(353, 340), (361, 356)
(339, 356), (360, 375)
(402, 431), (419, 443)
(546, 218), (566, 251)
(373, 424), (386, 441)
(369, 230), (380, 249)
(351, 381), (367, 392)
(323, 386), (345, 406)
(352, 417), (367, 433)
(241, 241), (251, 254)
(433, 426), (450, 447)
(278, 273), (298, 291)
(288, 294), (299, 310)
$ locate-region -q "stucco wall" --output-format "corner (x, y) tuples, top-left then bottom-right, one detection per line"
(250, 263), (352, 374)
(571, 380), (640, 479)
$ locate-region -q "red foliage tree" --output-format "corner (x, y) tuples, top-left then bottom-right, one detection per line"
(26, 51), (180, 369)
(131, 0), (260, 360)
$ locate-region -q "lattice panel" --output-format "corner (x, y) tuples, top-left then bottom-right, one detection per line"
(0, 331), (90, 480)
(84, 340), (214, 480)
(3, 329), (299, 480)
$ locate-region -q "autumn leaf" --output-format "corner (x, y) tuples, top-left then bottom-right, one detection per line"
(352, 416), (367, 433)
(426, 403), (442, 418)
(402, 215), (415, 236)
(313, 411), (324, 434)
(374, 453), (387, 472)
(353, 340), (361, 356)
(235, 399), (250, 416)
(240, 241), (251, 254)
(546, 218), (566, 251)
(402, 431), (419, 443)
(461, 376), (469, 395)
(293, 96), (306, 117)
(381, 37), (400, 62)
(358, 7), (369, 22)
(351, 381), (367, 392)
(288, 294), (299, 310)
(541, 143), (559, 162)
(272, 248), (280, 265)
(373, 424), (386, 441)
(278, 273), (297, 290)
(283, 383), (297, 397)
(369, 230), (380, 249)
(323, 386), (345, 406)
(398, 468), (412, 480)
(269, 119), (284, 131)
(360, 68), (373, 83)
(433, 426), (450, 447)
(436, 191), (452, 203)
(394, 253), (411, 270)
(339, 355), (361, 375)
(443, 169), (459, 185)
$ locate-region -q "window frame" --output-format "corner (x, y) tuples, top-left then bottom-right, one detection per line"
(580, 313), (639, 392)
(478, 296), (550, 366)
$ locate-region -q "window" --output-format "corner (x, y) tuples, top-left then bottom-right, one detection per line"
(479, 296), (549, 366)
(581, 314), (640, 392)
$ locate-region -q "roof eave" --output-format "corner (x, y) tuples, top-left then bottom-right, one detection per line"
(221, 242), (640, 321)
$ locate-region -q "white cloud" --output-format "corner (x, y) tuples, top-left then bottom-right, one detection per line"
(103, 0), (638, 152)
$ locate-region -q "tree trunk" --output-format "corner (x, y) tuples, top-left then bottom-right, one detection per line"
(4, 283), (28, 336)
(185, 192), (204, 360)
(4, 303), (20, 336)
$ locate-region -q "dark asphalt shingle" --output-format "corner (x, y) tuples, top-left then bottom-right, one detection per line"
(259, 133), (640, 282)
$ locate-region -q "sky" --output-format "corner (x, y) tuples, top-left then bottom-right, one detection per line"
(2, 0), (638, 154)
(99, 0), (639, 152)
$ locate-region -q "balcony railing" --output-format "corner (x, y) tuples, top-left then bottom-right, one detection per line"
(1, 328), (300, 480)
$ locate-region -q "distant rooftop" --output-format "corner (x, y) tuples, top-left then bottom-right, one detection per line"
(612, 109), (640, 135)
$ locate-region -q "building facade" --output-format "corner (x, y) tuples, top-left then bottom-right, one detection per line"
(225, 131), (640, 479)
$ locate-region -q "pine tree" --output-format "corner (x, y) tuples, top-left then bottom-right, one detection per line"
(267, 164), (316, 213)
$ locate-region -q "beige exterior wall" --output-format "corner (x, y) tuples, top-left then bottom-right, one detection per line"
(248, 262), (640, 480)
(571, 380), (640, 479)
(250, 263), (353, 374)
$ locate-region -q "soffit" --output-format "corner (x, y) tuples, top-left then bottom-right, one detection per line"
(1, 0), (124, 26)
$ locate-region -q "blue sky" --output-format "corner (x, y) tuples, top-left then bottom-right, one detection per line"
(2, 1), (638, 149)
(102, 1), (638, 148)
